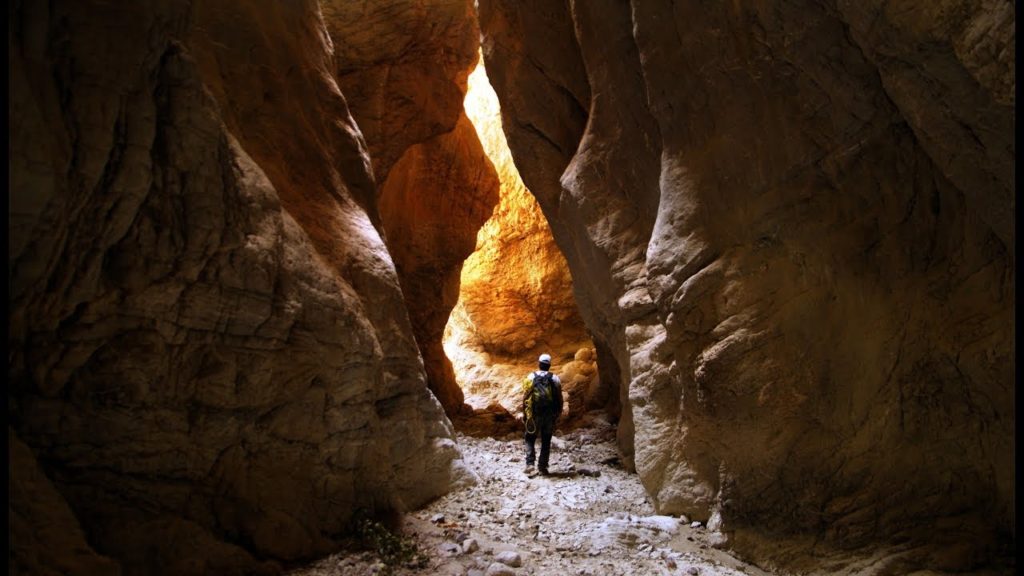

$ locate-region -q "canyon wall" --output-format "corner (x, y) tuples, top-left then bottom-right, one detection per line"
(377, 113), (500, 416)
(478, 0), (1014, 571)
(324, 0), (500, 416)
(9, 1), (479, 574)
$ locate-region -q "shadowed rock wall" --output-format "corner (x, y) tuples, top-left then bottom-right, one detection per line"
(323, 0), (499, 416)
(378, 112), (501, 415)
(9, 1), (477, 574)
(478, 0), (1013, 571)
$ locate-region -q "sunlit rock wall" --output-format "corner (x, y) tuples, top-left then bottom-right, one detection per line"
(9, 1), (475, 574)
(444, 60), (601, 424)
(479, 0), (1014, 571)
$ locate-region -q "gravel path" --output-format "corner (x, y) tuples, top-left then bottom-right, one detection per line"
(289, 414), (768, 576)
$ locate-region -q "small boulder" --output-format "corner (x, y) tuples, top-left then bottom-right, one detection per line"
(485, 563), (517, 576)
(437, 542), (461, 556)
(494, 550), (522, 567)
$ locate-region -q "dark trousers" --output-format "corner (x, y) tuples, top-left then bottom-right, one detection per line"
(525, 415), (556, 470)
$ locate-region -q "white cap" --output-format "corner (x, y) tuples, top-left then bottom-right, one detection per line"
(539, 353), (552, 364)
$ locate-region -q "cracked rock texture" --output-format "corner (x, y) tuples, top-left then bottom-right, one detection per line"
(9, 1), (478, 574)
(479, 0), (1013, 571)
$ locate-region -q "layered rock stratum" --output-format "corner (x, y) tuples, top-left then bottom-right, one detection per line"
(9, 1), (483, 574)
(478, 0), (1014, 571)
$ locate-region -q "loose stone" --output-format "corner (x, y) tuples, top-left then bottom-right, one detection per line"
(485, 563), (517, 576)
(494, 550), (522, 567)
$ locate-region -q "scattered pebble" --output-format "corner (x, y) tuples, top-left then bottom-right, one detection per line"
(285, 424), (760, 576)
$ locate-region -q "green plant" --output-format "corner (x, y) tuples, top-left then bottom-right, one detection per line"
(352, 511), (429, 575)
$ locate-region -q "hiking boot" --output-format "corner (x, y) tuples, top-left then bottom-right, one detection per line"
(539, 467), (549, 476)
(525, 464), (535, 475)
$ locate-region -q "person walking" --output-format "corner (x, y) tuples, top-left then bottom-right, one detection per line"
(522, 353), (563, 476)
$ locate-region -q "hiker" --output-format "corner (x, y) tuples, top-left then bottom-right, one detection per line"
(522, 353), (563, 476)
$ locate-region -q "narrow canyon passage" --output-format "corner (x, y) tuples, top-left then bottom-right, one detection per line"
(442, 56), (604, 428)
(8, 1), (1013, 576)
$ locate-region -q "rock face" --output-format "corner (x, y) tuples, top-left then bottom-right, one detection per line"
(378, 112), (500, 416)
(443, 59), (602, 424)
(323, 0), (499, 416)
(324, 0), (481, 181)
(9, 1), (476, 574)
(9, 429), (122, 576)
(479, 0), (1013, 571)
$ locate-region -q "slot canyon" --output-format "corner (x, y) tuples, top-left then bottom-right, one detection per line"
(8, 1), (1014, 575)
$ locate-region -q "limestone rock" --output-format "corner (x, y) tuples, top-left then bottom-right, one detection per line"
(479, 0), (1013, 570)
(485, 563), (517, 576)
(10, 1), (475, 573)
(324, 1), (498, 417)
(324, 0), (481, 180)
(494, 550), (523, 567)
(455, 402), (523, 438)
(9, 429), (122, 576)
(836, 0), (1015, 252)
(379, 112), (500, 415)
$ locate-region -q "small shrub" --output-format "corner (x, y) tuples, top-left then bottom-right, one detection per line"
(352, 511), (429, 575)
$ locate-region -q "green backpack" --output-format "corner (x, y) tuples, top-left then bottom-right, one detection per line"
(530, 371), (555, 415)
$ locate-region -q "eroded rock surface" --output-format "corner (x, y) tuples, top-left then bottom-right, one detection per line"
(9, 429), (122, 576)
(10, 1), (476, 574)
(324, 0), (498, 416)
(324, 0), (481, 181)
(479, 0), (1014, 571)
(379, 112), (500, 415)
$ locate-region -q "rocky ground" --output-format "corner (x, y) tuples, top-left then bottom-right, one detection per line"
(288, 413), (768, 576)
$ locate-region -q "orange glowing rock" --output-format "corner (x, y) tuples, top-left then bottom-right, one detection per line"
(445, 56), (596, 422)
